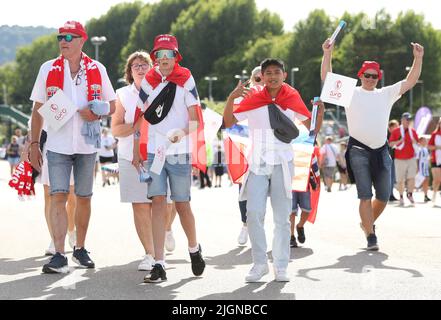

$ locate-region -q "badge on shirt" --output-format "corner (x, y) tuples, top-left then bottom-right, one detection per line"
(38, 90), (77, 132)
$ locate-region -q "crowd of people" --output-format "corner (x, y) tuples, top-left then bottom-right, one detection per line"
(4, 19), (430, 284)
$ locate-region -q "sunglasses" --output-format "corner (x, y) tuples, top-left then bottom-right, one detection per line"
(254, 76), (261, 83)
(154, 49), (177, 59)
(57, 34), (82, 42)
(363, 73), (379, 79)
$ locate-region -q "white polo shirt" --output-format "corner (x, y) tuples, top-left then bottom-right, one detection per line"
(30, 57), (116, 155)
(234, 103), (308, 168)
(143, 74), (199, 155)
(115, 84), (138, 162)
(346, 81), (403, 149)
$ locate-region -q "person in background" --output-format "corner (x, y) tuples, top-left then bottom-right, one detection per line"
(387, 120), (400, 202)
(428, 118), (441, 205)
(416, 136), (430, 202)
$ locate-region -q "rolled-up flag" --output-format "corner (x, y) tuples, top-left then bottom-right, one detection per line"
(329, 20), (347, 44)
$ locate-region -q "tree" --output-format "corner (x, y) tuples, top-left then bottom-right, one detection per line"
(83, 1), (143, 86)
(10, 34), (58, 110)
(286, 9), (333, 102)
(120, 0), (197, 68)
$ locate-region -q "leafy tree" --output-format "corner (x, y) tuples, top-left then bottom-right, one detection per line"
(83, 1), (143, 86)
(120, 0), (197, 67)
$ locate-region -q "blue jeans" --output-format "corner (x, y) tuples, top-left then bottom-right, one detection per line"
(145, 153), (191, 202)
(46, 151), (96, 197)
(245, 161), (293, 269)
(349, 146), (392, 202)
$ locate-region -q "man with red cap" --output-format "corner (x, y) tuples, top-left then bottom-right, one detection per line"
(133, 34), (205, 283)
(321, 39), (424, 251)
(29, 21), (116, 273)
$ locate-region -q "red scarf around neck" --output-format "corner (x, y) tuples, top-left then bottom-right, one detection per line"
(145, 64), (191, 90)
(46, 53), (103, 101)
(234, 83), (311, 118)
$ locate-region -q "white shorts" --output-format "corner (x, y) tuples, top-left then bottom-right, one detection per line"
(118, 159), (171, 204)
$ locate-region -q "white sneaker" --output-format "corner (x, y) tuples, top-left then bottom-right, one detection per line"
(245, 264), (269, 282)
(165, 231), (176, 252)
(68, 230), (76, 249)
(274, 267), (290, 282)
(45, 240), (56, 256)
(237, 226), (248, 245)
(138, 254), (155, 271)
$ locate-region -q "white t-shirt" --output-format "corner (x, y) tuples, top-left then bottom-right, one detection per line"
(144, 72), (199, 155)
(234, 103), (308, 168)
(346, 81), (403, 149)
(30, 57), (116, 155)
(99, 135), (116, 158)
(115, 84), (138, 162)
(320, 143), (339, 167)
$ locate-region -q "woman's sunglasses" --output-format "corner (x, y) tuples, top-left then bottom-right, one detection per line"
(57, 34), (82, 42)
(363, 73), (379, 79)
(154, 49), (177, 59)
(254, 76), (262, 83)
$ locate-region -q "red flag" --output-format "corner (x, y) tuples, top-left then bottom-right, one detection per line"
(191, 105), (207, 173)
(234, 83), (311, 118)
(224, 137), (248, 183)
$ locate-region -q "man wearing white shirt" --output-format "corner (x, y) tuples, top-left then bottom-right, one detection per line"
(321, 38), (424, 251)
(224, 58), (323, 282)
(29, 21), (116, 273)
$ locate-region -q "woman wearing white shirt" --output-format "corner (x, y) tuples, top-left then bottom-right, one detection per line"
(111, 51), (157, 271)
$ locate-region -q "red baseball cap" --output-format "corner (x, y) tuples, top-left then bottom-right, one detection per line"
(150, 34), (182, 62)
(59, 21), (88, 41)
(357, 61), (382, 80)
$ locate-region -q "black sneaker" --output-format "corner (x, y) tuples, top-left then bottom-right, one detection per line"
(366, 233), (379, 251)
(144, 263), (167, 283)
(290, 235), (298, 248)
(296, 226), (306, 244)
(42, 252), (69, 274)
(72, 247), (95, 268)
(424, 195), (431, 202)
(189, 244), (205, 276)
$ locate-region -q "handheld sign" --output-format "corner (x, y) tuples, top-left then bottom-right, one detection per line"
(329, 20), (347, 44)
(320, 72), (357, 108)
(38, 90), (77, 132)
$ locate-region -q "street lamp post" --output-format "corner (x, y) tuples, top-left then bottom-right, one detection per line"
(405, 66), (413, 113)
(234, 69), (248, 83)
(291, 67), (299, 87)
(204, 76), (218, 101)
(417, 79), (424, 106)
(90, 36), (107, 61)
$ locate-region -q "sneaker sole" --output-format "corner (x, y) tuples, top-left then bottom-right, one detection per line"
(42, 265), (69, 274)
(245, 270), (269, 283)
(275, 277), (290, 282)
(366, 245), (379, 251)
(138, 266), (154, 271)
(72, 257), (95, 269)
(143, 277), (167, 283)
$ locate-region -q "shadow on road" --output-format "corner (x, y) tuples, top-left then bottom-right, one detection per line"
(297, 251), (423, 282)
(0, 258), (201, 300)
(198, 281), (295, 300)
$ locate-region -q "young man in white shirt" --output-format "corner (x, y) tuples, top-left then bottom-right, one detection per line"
(321, 39), (424, 251)
(29, 21), (116, 273)
(224, 58), (323, 282)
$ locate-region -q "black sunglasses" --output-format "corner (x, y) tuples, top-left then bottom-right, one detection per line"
(363, 73), (379, 79)
(254, 76), (261, 83)
(57, 34), (82, 42)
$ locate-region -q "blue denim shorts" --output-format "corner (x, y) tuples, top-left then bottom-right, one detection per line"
(349, 146), (392, 202)
(292, 190), (312, 214)
(146, 153), (191, 202)
(46, 151), (96, 197)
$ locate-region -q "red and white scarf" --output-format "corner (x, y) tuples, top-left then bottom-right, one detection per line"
(46, 53), (102, 101)
(135, 64), (207, 172)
